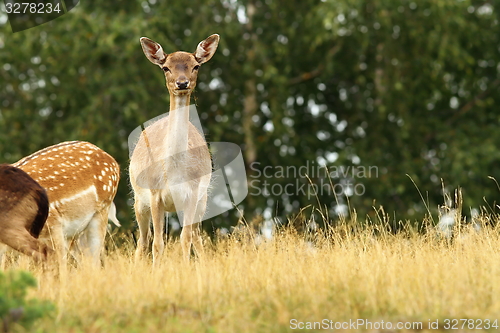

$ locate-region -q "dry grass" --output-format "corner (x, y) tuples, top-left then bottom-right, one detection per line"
(5, 218), (500, 332)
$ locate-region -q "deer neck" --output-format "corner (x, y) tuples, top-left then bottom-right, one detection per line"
(165, 93), (190, 158)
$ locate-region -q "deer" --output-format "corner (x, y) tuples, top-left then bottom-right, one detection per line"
(130, 34), (219, 264)
(0, 164), (51, 262)
(13, 141), (120, 268)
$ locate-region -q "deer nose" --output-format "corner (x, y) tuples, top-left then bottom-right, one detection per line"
(176, 79), (189, 90)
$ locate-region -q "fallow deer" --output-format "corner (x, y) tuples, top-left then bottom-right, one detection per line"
(130, 34), (219, 263)
(0, 164), (51, 261)
(13, 141), (120, 267)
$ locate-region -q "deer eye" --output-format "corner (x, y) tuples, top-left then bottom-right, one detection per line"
(162, 66), (170, 73)
(193, 65), (200, 71)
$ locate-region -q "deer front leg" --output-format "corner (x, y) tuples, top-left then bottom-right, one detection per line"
(180, 191), (206, 261)
(46, 220), (68, 276)
(191, 193), (207, 259)
(150, 192), (165, 266)
(134, 198), (151, 261)
(180, 223), (193, 262)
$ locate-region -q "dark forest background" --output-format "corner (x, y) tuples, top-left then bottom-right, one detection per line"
(1, 0), (499, 234)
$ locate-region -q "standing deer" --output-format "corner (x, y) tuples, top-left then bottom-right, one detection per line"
(130, 34), (219, 263)
(13, 141), (120, 267)
(0, 164), (51, 261)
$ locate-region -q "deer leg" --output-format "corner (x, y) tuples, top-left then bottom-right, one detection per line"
(180, 223), (193, 261)
(46, 220), (68, 275)
(81, 209), (107, 266)
(191, 193), (207, 258)
(180, 189), (205, 261)
(134, 198), (151, 260)
(0, 244), (7, 269)
(68, 232), (85, 264)
(150, 192), (165, 266)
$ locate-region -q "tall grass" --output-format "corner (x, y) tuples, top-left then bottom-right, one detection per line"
(5, 214), (500, 332)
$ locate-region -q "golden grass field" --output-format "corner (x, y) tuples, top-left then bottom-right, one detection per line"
(4, 214), (500, 333)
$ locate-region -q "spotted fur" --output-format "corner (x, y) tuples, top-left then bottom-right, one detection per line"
(13, 141), (120, 266)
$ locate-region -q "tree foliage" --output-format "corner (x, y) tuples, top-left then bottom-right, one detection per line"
(0, 0), (499, 232)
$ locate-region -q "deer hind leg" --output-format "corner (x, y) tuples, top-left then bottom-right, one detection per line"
(134, 198), (151, 261)
(150, 192), (165, 266)
(79, 209), (108, 266)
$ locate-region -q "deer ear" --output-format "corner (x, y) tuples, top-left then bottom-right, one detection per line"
(194, 34), (220, 64)
(140, 37), (167, 66)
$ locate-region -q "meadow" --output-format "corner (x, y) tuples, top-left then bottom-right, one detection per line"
(3, 209), (500, 333)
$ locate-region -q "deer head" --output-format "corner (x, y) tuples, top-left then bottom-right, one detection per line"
(140, 34), (220, 95)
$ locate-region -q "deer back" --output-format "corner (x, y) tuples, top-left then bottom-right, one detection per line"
(13, 141), (120, 222)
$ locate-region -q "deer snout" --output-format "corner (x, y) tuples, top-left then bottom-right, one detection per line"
(175, 76), (190, 90)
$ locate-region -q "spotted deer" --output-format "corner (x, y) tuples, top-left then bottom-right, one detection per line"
(13, 141), (120, 267)
(0, 164), (51, 262)
(130, 34), (219, 263)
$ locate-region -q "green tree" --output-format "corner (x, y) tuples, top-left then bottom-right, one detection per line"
(1, 0), (499, 234)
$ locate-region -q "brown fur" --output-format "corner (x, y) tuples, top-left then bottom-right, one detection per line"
(0, 164), (51, 260)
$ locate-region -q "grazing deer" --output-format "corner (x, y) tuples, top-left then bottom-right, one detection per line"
(0, 164), (51, 261)
(13, 141), (120, 267)
(130, 34), (219, 263)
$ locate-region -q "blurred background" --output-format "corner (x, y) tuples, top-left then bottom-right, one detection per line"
(1, 0), (499, 235)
